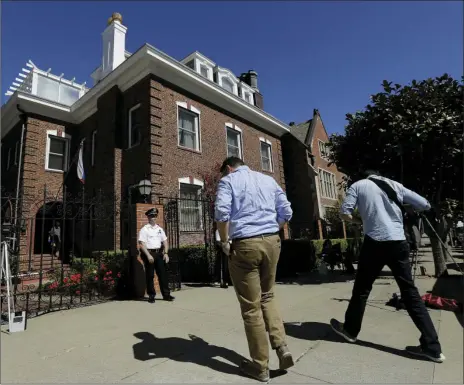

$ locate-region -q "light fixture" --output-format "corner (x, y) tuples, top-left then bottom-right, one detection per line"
(137, 179), (152, 197)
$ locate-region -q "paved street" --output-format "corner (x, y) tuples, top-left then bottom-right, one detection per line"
(1, 258), (463, 384)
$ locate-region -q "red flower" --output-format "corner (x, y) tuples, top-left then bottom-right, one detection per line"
(75, 290), (80, 295)
(117, 273), (121, 278)
(63, 277), (69, 283)
(95, 277), (99, 281)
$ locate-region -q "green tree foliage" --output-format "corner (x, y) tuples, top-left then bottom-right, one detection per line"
(328, 74), (463, 277)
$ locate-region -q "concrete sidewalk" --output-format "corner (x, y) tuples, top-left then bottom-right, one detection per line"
(1, 262), (462, 383)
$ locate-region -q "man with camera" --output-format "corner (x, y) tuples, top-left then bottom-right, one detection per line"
(138, 208), (175, 303)
(330, 170), (445, 363)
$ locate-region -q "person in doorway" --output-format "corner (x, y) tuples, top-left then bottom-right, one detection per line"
(214, 223), (229, 288)
(138, 208), (175, 303)
(215, 156), (294, 382)
(48, 222), (61, 259)
(330, 170), (445, 363)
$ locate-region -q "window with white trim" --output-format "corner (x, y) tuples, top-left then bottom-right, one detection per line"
(318, 140), (330, 160)
(14, 141), (19, 165)
(200, 65), (209, 78)
(179, 182), (203, 231)
(46, 135), (68, 171)
(128, 104), (141, 148)
(7, 148), (11, 170)
(260, 139), (273, 172)
(178, 106), (200, 151)
(226, 127), (242, 158)
(91, 130), (97, 166)
(318, 169), (337, 199)
(221, 78), (234, 93)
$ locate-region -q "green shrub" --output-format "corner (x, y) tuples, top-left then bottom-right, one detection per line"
(311, 238), (363, 262)
(173, 244), (216, 283)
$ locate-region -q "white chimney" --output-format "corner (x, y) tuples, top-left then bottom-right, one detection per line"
(101, 13), (127, 79)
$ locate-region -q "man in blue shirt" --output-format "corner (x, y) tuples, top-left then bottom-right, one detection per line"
(215, 157), (294, 382)
(330, 170), (445, 363)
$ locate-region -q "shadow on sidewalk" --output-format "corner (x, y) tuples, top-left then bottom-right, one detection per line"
(430, 274), (464, 328)
(284, 321), (430, 362)
(132, 332), (285, 379)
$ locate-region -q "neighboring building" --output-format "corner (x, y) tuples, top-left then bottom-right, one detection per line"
(281, 109), (345, 239)
(1, 13), (290, 272)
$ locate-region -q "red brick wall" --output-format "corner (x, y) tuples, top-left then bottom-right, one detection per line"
(148, 76), (286, 198)
(3, 74), (289, 267)
(13, 117), (70, 270)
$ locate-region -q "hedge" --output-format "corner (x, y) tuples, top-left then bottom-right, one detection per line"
(312, 238), (363, 262)
(173, 237), (363, 283)
(172, 244), (216, 283)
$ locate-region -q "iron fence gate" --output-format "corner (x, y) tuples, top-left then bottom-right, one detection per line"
(157, 196), (218, 285)
(1, 185), (129, 320)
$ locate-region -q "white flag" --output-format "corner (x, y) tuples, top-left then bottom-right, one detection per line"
(77, 139), (85, 184)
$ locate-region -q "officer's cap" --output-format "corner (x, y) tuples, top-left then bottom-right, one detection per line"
(145, 208), (159, 217)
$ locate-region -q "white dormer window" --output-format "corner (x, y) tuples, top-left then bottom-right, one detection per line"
(239, 82), (255, 105)
(215, 67), (239, 96)
(181, 52), (215, 81)
(199, 65), (209, 78)
(222, 78), (234, 93)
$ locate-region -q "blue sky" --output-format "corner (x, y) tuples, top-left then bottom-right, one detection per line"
(2, 1), (462, 135)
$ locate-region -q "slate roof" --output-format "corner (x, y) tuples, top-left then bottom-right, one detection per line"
(289, 119), (312, 145)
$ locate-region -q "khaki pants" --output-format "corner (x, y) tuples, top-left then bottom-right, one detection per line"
(229, 234), (287, 371)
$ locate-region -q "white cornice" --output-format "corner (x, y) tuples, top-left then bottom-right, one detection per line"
(181, 51), (216, 67)
(214, 66), (239, 84)
(2, 44), (290, 139)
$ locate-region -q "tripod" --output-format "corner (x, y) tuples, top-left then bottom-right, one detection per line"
(420, 213), (464, 276)
(0, 240), (27, 333)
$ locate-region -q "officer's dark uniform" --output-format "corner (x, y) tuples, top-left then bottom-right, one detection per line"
(138, 208), (175, 303)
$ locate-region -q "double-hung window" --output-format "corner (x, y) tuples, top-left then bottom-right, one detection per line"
(226, 127), (242, 158)
(178, 107), (200, 151)
(47, 135), (68, 171)
(260, 139), (273, 172)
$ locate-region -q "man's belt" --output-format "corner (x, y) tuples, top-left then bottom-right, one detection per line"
(233, 232), (279, 242)
(148, 248), (162, 253)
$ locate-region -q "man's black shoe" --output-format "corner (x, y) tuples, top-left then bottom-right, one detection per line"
(220, 283), (228, 288)
(164, 295), (175, 301)
(148, 295), (155, 304)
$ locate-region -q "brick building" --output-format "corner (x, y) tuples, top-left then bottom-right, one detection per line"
(1, 13), (291, 272)
(281, 109), (346, 239)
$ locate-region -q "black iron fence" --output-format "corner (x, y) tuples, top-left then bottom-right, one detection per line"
(155, 196), (218, 285)
(0, 187), (222, 320)
(1, 186), (131, 320)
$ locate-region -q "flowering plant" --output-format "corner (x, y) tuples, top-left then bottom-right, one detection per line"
(44, 251), (126, 296)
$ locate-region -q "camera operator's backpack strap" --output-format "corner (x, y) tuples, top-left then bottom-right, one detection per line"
(367, 177), (419, 248)
(367, 177), (405, 214)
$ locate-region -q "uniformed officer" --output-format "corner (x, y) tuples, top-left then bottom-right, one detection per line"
(138, 208), (175, 303)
